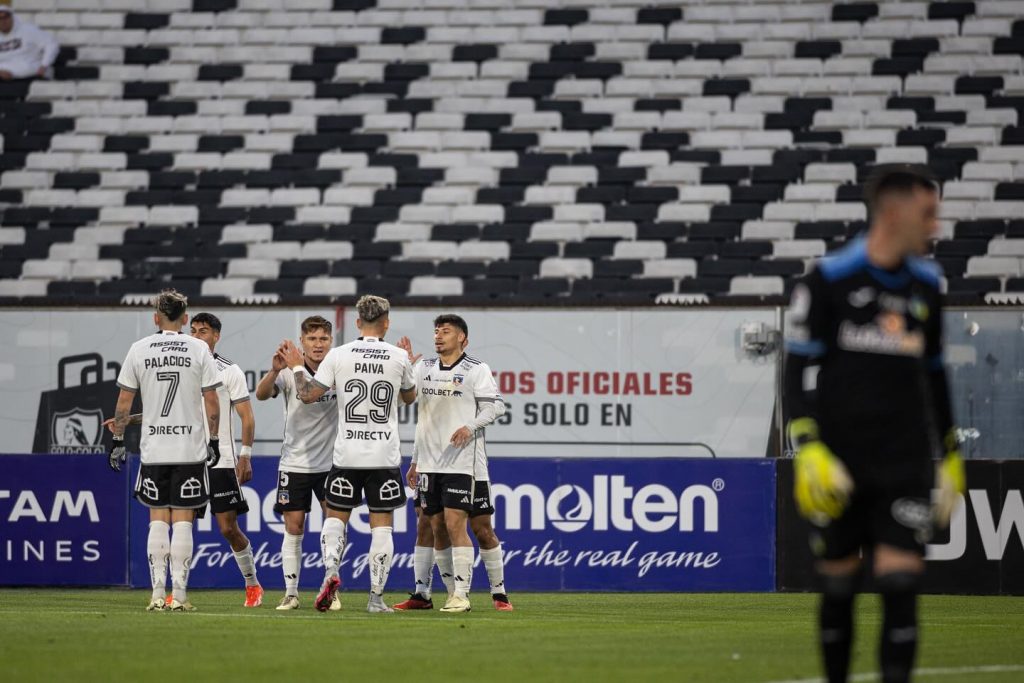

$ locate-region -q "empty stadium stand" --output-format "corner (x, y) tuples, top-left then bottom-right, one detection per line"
(1, 0), (1023, 305)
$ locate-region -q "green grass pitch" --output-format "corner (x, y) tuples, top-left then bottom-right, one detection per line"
(1, 590), (1022, 682)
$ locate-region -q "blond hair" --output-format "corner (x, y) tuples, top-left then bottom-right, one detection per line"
(153, 289), (188, 322)
(356, 295), (390, 323)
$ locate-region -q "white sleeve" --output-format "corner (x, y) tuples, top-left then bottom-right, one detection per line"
(200, 351), (221, 392)
(116, 347), (139, 392)
(401, 355), (416, 392)
(311, 349), (336, 389)
(227, 366), (250, 405)
(465, 363), (505, 432)
(36, 25), (60, 68)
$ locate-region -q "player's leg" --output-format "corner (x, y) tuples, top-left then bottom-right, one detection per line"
(817, 556), (862, 683)
(136, 464), (173, 611)
(316, 506), (350, 612)
(146, 507), (171, 611)
(470, 481), (511, 610)
(274, 470), (316, 610)
(395, 506), (436, 609)
(366, 511), (396, 612)
(278, 510), (305, 609)
(167, 464), (208, 612)
(471, 514), (511, 611)
(215, 510), (262, 606)
(169, 506), (198, 610)
(439, 475), (475, 613)
(362, 468), (407, 613)
(811, 488), (866, 683)
(211, 468), (262, 606)
(874, 547), (924, 683)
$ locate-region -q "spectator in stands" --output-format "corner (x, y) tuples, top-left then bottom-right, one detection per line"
(0, 6), (59, 80)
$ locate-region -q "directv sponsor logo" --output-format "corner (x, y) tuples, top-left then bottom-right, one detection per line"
(492, 475), (719, 534)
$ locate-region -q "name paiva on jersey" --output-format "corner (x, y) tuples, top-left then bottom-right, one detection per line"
(354, 362), (384, 374)
(144, 356), (193, 369)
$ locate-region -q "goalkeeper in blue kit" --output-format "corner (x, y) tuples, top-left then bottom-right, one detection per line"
(783, 165), (965, 683)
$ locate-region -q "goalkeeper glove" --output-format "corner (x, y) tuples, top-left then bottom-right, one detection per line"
(790, 417), (853, 524)
(934, 430), (966, 529)
(108, 435), (127, 472)
(206, 438), (220, 468)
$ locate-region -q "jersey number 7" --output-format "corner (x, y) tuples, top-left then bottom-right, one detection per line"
(156, 371), (180, 418)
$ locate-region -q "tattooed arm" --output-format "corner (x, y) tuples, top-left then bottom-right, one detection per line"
(111, 389), (136, 439)
(203, 387), (220, 439)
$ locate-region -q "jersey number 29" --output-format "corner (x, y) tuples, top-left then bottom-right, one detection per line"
(344, 379), (394, 424)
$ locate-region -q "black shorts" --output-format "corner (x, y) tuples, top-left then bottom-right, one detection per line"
(207, 467), (249, 516)
(325, 467), (407, 512)
(419, 472), (474, 516)
(274, 470), (328, 514)
(134, 463), (209, 509)
(471, 480), (496, 518)
(811, 463), (933, 560)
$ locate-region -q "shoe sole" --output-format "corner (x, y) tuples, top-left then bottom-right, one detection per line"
(494, 603), (514, 611)
(367, 604), (394, 613)
(394, 603), (433, 610)
(315, 577), (340, 613)
(275, 604), (298, 611)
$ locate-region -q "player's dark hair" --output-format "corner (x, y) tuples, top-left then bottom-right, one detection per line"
(153, 289), (187, 322)
(191, 312), (221, 332)
(434, 314), (468, 338)
(864, 164), (939, 213)
(301, 315), (332, 336)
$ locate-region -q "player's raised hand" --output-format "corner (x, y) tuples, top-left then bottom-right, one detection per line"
(450, 426), (473, 449)
(280, 340), (304, 368)
(398, 336), (422, 364)
(271, 348), (287, 371)
(108, 436), (126, 472)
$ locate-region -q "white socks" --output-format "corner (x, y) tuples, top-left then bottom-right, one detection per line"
(451, 546), (474, 599)
(319, 517), (347, 582)
(413, 545), (435, 599)
(480, 546), (506, 596)
(368, 526), (394, 596)
(282, 531), (303, 597)
(435, 545), (455, 595)
(170, 521), (193, 603)
(147, 521), (170, 602)
(233, 543), (259, 587)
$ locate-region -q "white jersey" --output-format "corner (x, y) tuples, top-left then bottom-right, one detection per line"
(274, 364), (337, 474)
(202, 353), (250, 470)
(116, 330), (221, 466)
(312, 336), (415, 469)
(412, 354), (503, 479)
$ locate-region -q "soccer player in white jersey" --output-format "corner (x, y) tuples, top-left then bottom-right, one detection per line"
(108, 290), (221, 612)
(104, 312), (263, 608)
(400, 314), (508, 613)
(255, 315), (339, 611)
(280, 295), (416, 614)
(189, 313), (263, 607)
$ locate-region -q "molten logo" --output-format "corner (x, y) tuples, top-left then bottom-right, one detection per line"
(492, 475), (719, 534)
